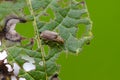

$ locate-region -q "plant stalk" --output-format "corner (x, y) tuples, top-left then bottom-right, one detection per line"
(26, 0), (48, 80)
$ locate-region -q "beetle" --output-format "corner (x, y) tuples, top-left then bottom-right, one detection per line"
(40, 30), (64, 44)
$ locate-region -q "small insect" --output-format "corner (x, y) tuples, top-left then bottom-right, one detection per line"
(40, 30), (64, 44)
(50, 74), (59, 80)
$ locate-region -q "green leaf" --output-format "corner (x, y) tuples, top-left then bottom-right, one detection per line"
(32, 0), (93, 54)
(0, 0), (93, 80)
(0, 0), (26, 20)
(7, 46), (60, 80)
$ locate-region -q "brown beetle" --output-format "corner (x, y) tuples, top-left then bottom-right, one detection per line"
(40, 30), (64, 44)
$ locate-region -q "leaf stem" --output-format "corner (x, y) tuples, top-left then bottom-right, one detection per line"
(26, 0), (48, 80)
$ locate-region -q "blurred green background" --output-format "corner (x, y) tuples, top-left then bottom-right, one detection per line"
(16, 0), (120, 80)
(57, 0), (120, 80)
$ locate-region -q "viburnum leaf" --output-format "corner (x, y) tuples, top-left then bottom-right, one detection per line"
(32, 0), (93, 53)
(0, 0), (93, 80)
(7, 46), (60, 80)
(0, 0), (26, 20)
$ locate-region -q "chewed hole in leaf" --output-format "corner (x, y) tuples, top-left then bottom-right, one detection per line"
(76, 24), (86, 38)
(16, 22), (34, 38)
(0, 50), (7, 60)
(40, 8), (55, 22)
(11, 76), (17, 80)
(19, 77), (26, 80)
(0, 15), (27, 44)
(5, 64), (13, 72)
(4, 59), (7, 63)
(13, 63), (20, 76)
(23, 62), (36, 72)
(21, 55), (35, 63)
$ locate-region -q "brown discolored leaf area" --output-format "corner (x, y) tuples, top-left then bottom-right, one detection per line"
(0, 60), (13, 80)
